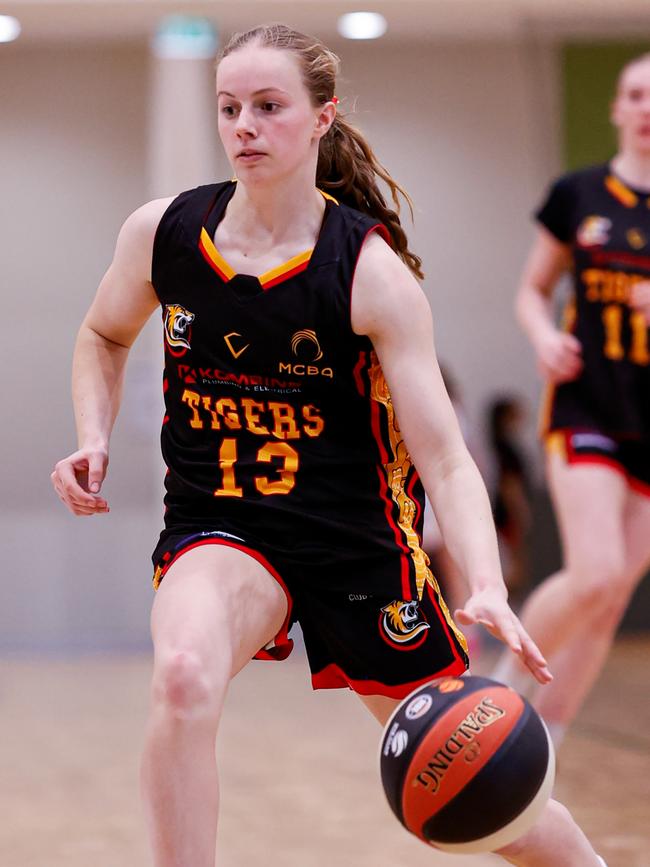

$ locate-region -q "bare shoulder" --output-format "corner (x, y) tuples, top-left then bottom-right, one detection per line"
(83, 197), (175, 346)
(351, 230), (431, 340)
(126, 196), (175, 234)
(114, 197), (176, 278)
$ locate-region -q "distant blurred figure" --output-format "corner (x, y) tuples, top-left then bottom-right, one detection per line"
(493, 52), (650, 752)
(488, 396), (533, 605)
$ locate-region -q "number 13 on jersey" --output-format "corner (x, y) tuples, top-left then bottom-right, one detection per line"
(214, 438), (299, 497)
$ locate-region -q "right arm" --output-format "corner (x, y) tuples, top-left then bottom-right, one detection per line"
(51, 197), (173, 516)
(516, 227), (583, 383)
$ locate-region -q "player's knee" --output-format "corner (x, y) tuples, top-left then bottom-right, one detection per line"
(570, 552), (626, 611)
(152, 650), (228, 720)
(539, 798), (573, 829)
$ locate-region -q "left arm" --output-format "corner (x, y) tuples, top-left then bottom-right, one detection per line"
(351, 234), (550, 684)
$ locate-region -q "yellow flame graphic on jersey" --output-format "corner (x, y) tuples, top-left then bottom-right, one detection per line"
(368, 351), (467, 653)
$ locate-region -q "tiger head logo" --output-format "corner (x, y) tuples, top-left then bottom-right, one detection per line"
(164, 304), (195, 350)
(379, 600), (430, 650)
(576, 215), (611, 248)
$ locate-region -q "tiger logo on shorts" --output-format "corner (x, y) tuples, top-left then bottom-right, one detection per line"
(379, 600), (430, 650)
(164, 304), (195, 350)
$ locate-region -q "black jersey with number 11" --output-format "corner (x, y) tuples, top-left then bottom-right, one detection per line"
(536, 163), (650, 440)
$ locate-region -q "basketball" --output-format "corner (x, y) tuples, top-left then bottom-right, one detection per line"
(379, 675), (555, 854)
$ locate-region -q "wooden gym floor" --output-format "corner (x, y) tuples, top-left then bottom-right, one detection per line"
(2, 635), (649, 867)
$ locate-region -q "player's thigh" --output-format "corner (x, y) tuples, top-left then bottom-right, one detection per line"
(152, 544), (288, 681)
(622, 487), (650, 581)
(546, 452), (627, 579)
(359, 694), (400, 726)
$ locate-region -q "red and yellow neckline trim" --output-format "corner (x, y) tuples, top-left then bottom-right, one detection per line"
(604, 173), (650, 209)
(199, 229), (314, 289)
(605, 174), (638, 207)
(198, 187), (338, 290)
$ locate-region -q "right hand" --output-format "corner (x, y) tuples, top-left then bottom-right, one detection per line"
(455, 588), (552, 686)
(532, 328), (583, 384)
(51, 447), (110, 516)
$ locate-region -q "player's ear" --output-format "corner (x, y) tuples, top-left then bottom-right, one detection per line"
(314, 101), (336, 140)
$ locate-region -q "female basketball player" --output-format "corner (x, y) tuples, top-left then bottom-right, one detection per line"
(51, 24), (605, 867)
(493, 53), (650, 752)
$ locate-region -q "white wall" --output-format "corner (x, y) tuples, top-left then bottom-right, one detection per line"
(334, 39), (561, 454)
(0, 38), (561, 651)
(1, 45), (158, 651)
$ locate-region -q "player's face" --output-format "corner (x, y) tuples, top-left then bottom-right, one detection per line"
(612, 60), (650, 155)
(216, 45), (330, 183)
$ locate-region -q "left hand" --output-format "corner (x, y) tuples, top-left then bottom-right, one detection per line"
(630, 280), (650, 325)
(455, 588), (552, 686)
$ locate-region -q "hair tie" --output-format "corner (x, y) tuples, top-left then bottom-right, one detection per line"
(332, 96), (340, 106)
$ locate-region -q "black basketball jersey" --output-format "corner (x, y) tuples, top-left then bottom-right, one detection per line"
(151, 181), (431, 593)
(536, 163), (650, 439)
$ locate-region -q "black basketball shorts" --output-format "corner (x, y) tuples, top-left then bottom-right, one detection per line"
(545, 429), (650, 497)
(152, 522), (469, 700)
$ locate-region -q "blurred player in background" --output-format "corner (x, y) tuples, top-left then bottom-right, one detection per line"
(493, 53), (650, 752)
